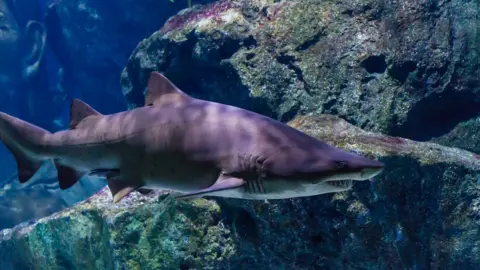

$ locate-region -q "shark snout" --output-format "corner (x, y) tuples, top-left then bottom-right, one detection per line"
(359, 166), (383, 180)
(354, 157), (384, 180)
(333, 150), (384, 180)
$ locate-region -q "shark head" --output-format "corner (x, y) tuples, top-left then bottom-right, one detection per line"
(261, 144), (384, 196)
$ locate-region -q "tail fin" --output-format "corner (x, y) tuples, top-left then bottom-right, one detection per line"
(0, 112), (51, 183)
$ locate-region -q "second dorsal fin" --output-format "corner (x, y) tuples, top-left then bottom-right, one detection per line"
(69, 99), (102, 129)
(145, 72), (191, 106)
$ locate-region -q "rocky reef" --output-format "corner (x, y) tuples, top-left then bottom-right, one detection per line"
(1, 115), (479, 269)
(0, 161), (106, 230)
(121, 0), (480, 142)
(433, 118), (480, 155)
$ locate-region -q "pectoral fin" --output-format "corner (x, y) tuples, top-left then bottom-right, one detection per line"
(106, 177), (142, 204)
(89, 168), (121, 178)
(174, 176), (246, 200)
(137, 188), (154, 195)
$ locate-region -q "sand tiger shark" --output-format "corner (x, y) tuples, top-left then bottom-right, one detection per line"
(0, 72), (383, 203)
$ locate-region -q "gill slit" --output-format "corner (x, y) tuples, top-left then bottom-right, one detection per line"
(249, 174), (266, 194)
(239, 152), (267, 194)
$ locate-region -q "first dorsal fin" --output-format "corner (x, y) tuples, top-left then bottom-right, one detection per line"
(145, 72), (191, 106)
(69, 99), (102, 129)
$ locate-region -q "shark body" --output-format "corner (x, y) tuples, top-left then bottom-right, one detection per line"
(0, 72), (384, 203)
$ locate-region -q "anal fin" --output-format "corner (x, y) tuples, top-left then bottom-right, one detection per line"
(174, 176), (245, 200)
(54, 161), (85, 189)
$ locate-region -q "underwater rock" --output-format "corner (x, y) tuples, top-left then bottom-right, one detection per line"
(0, 188), (230, 270)
(0, 161), (106, 230)
(1, 114), (479, 269)
(432, 117), (480, 155)
(223, 115), (480, 269)
(121, 0), (480, 141)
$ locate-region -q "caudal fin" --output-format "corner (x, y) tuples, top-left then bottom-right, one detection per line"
(0, 112), (51, 183)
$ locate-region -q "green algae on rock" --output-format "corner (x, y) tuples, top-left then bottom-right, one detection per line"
(0, 189), (231, 270)
(289, 115), (480, 168)
(433, 117), (480, 155)
(121, 0), (480, 141)
(0, 161), (106, 231)
(1, 115), (479, 269)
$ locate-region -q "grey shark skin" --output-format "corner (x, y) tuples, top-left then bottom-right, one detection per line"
(0, 72), (384, 203)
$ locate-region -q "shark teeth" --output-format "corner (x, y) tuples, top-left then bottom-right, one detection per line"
(326, 180), (353, 188)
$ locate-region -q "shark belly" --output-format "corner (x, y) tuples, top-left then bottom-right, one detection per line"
(204, 179), (351, 200)
(140, 152), (221, 193)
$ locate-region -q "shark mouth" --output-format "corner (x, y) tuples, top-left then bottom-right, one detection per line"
(325, 180), (353, 189)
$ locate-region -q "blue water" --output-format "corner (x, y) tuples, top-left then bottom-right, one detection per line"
(0, 0), (204, 229)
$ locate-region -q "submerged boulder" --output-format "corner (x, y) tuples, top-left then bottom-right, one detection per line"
(433, 117), (480, 155)
(0, 161), (106, 230)
(121, 0), (480, 142)
(0, 115), (479, 269)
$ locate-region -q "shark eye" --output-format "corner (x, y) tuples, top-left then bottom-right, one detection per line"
(335, 161), (348, 169)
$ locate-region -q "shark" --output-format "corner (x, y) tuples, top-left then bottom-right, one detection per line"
(0, 72), (384, 203)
